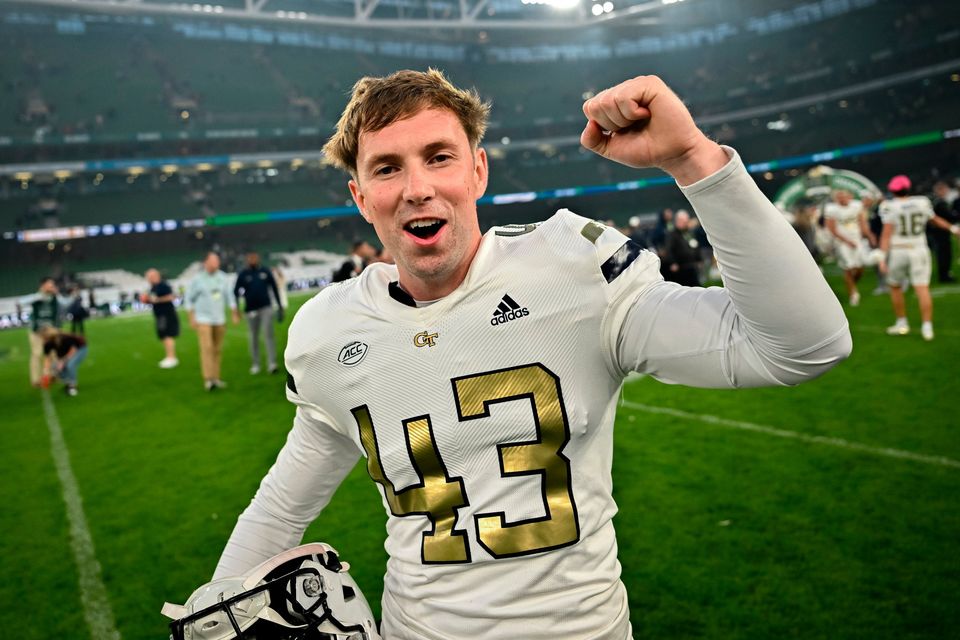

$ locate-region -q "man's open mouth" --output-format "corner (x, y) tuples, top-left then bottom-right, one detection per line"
(404, 218), (446, 240)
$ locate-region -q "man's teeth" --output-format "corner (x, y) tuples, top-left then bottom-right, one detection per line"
(408, 219), (441, 229)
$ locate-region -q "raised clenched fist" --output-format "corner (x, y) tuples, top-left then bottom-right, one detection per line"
(580, 75), (728, 186)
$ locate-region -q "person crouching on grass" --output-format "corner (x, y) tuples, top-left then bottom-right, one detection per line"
(40, 327), (89, 397)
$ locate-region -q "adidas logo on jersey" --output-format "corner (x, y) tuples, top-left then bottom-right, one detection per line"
(491, 294), (529, 326)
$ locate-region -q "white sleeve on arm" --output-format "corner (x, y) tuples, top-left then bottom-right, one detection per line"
(183, 279), (196, 311)
(213, 402), (361, 579)
(224, 277), (237, 310)
(608, 147), (851, 388)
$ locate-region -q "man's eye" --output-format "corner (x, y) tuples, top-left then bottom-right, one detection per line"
(375, 166), (396, 176)
(431, 154), (451, 163)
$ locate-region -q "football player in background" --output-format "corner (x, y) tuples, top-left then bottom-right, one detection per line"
(878, 175), (960, 341)
(823, 189), (877, 306)
(210, 70), (852, 639)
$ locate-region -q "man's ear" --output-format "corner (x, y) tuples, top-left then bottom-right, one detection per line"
(349, 179), (372, 224)
(474, 147), (489, 199)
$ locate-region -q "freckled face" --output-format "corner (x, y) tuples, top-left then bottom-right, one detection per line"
(349, 108), (488, 298)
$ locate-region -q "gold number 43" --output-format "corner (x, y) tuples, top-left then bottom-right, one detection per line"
(352, 363), (580, 564)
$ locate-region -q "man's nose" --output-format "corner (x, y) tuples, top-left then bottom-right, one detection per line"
(403, 165), (435, 205)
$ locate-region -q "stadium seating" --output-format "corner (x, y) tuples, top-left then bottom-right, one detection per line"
(3, 1), (959, 299)
(5, 68), (954, 236)
(1, 2), (956, 141)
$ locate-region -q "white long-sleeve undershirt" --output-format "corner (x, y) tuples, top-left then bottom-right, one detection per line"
(610, 147), (851, 387)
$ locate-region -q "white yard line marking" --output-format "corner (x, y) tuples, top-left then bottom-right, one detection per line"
(620, 400), (960, 469)
(853, 325), (960, 337)
(42, 390), (122, 640)
(930, 284), (960, 297)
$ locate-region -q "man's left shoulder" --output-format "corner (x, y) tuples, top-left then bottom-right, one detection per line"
(488, 209), (656, 285)
(489, 209), (622, 256)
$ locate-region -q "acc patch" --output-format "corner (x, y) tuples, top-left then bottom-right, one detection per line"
(338, 341), (368, 366)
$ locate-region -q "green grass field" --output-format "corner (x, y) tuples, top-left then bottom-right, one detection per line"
(1, 270), (957, 640)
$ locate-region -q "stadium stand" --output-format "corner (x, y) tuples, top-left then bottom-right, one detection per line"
(2, 0), (959, 300)
(1, 2), (955, 142)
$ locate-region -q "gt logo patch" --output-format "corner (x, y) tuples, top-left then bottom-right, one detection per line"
(413, 331), (439, 348)
(338, 341), (368, 366)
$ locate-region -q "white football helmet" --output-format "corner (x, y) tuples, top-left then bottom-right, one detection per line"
(162, 543), (381, 640)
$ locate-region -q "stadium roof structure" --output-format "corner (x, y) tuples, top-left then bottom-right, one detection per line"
(2, 0), (696, 29)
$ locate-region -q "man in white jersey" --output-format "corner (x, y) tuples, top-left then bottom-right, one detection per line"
(211, 70), (852, 639)
(823, 189), (876, 306)
(878, 175), (960, 341)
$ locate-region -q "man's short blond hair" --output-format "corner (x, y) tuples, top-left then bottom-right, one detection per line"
(322, 68), (490, 177)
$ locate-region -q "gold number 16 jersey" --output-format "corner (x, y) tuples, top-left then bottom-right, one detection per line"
(214, 151), (852, 640)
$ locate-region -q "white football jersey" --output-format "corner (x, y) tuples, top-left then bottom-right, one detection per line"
(214, 150), (852, 640)
(284, 211), (648, 639)
(823, 200), (864, 241)
(879, 196), (934, 249)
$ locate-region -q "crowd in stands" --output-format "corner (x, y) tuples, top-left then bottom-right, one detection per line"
(1, 0), (956, 251)
(2, 1), (955, 145)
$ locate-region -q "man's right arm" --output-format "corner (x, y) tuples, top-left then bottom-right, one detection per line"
(824, 216), (854, 247)
(213, 403), (361, 579)
(184, 280), (199, 327)
(233, 272), (244, 308)
(152, 283), (176, 304)
(601, 149), (850, 388)
(183, 278), (197, 311)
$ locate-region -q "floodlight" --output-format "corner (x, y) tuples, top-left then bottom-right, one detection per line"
(520, 0), (579, 9)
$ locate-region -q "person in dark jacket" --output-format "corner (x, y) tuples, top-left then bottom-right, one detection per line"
(931, 181), (959, 283)
(649, 208), (674, 256)
(234, 252), (284, 374)
(67, 287), (88, 335)
(144, 269), (181, 368)
(41, 327), (88, 397)
(664, 210), (703, 287)
(332, 240), (376, 282)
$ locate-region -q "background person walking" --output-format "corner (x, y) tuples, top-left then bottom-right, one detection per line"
(185, 252), (239, 390)
(27, 277), (61, 387)
(234, 252), (284, 375)
(143, 268), (181, 368)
